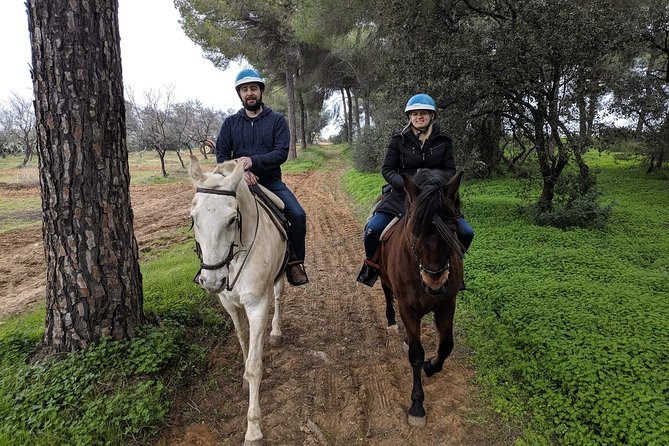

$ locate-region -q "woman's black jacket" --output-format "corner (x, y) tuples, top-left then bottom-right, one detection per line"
(375, 124), (456, 217)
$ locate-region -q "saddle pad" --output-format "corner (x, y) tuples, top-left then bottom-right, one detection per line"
(256, 184), (285, 210)
(379, 217), (400, 242)
(256, 197), (288, 241)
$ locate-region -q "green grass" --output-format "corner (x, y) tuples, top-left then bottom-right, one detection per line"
(0, 155), (35, 171)
(0, 240), (230, 445)
(342, 168), (386, 220)
(0, 197), (42, 233)
(282, 144), (328, 172)
(344, 152), (669, 445)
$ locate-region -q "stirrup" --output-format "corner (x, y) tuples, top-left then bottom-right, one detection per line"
(356, 263), (379, 287)
(286, 261), (309, 286)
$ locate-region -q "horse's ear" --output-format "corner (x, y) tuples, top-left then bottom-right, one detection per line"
(227, 160), (245, 186)
(403, 173), (420, 201)
(445, 171), (463, 201)
(189, 155), (206, 183)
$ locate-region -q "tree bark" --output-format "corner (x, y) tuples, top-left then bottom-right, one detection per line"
(29, 0), (144, 354)
(340, 88), (349, 143)
(285, 52), (298, 159)
(298, 92), (307, 150)
(346, 87), (354, 143)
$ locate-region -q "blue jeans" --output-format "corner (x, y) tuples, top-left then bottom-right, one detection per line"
(260, 179), (307, 262)
(363, 211), (474, 259)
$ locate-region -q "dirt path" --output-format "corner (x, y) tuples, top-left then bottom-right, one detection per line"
(0, 182), (193, 319)
(163, 148), (510, 445)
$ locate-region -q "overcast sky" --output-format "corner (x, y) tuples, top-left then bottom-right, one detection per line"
(0, 0), (243, 111)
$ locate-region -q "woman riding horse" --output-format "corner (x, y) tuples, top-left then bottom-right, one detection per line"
(356, 93), (474, 286)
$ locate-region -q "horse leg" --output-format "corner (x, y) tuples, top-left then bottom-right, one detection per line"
(269, 280), (284, 346)
(401, 311), (427, 426)
(242, 297), (270, 445)
(381, 282), (398, 332)
(423, 301), (456, 377)
(219, 297), (250, 361)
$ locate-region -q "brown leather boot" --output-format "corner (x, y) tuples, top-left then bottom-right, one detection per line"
(287, 262), (309, 286)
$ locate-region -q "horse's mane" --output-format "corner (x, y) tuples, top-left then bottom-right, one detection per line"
(409, 169), (464, 258)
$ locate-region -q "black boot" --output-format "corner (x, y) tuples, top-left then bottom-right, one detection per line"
(356, 263), (379, 287)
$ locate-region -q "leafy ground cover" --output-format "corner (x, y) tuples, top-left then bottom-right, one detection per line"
(344, 152), (669, 445)
(0, 240), (229, 445)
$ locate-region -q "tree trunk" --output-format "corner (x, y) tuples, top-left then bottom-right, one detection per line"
(340, 88), (349, 142)
(346, 87), (354, 143)
(29, 0), (144, 354)
(477, 115), (502, 175)
(175, 149), (185, 169)
(156, 148), (168, 177)
(299, 92), (307, 151)
(21, 139), (33, 168)
(285, 53), (298, 159)
(353, 94), (361, 137)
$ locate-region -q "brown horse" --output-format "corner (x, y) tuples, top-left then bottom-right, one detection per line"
(378, 168), (465, 426)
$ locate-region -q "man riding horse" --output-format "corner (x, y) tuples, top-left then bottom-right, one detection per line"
(215, 68), (309, 286)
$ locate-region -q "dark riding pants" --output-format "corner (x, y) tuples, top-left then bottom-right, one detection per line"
(260, 179), (307, 262)
(363, 211), (474, 259)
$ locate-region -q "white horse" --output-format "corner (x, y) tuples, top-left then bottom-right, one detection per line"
(189, 155), (287, 445)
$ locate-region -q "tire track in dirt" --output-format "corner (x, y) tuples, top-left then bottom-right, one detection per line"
(164, 147), (510, 445)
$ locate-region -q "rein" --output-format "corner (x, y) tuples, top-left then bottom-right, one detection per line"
(194, 186), (260, 292)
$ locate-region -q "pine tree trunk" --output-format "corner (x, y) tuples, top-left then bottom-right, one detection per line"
(29, 0), (144, 354)
(299, 92), (307, 150)
(285, 52), (298, 159)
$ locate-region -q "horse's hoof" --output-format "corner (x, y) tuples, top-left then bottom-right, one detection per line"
(407, 414), (426, 427)
(244, 440), (263, 446)
(269, 334), (282, 346)
(386, 324), (399, 334)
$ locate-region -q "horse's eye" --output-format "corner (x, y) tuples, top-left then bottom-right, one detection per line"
(227, 215), (237, 226)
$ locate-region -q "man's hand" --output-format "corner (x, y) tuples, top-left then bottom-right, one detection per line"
(244, 171), (259, 185)
(235, 156), (253, 170)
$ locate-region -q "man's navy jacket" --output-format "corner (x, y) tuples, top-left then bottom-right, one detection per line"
(215, 106), (290, 183)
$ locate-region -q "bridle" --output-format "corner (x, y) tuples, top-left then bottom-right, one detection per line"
(408, 213), (462, 296)
(193, 186), (260, 291)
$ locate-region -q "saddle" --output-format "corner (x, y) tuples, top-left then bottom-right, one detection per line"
(363, 216), (402, 271)
(250, 184), (288, 241)
(249, 184), (291, 283)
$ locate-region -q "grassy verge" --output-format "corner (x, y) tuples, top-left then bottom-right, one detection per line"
(343, 151), (669, 445)
(0, 196), (41, 233)
(282, 144), (328, 172)
(0, 239), (230, 445)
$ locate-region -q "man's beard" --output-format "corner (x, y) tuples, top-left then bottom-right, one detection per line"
(243, 96), (263, 111)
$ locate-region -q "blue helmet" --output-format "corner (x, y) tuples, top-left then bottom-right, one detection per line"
(404, 94), (436, 114)
(234, 68), (265, 91)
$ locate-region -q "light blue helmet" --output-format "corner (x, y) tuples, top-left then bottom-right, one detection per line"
(234, 68), (265, 91)
(404, 94), (437, 114)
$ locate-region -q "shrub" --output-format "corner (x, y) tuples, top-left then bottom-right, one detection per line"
(518, 170), (615, 230)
